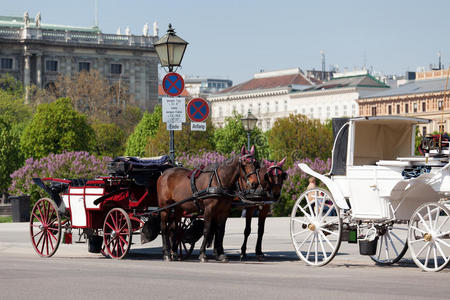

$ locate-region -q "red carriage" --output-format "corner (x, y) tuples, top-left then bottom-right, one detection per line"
(29, 156), (203, 259)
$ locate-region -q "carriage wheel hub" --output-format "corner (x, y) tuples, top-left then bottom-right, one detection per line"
(111, 231), (117, 238)
(308, 223), (316, 231)
(424, 233), (432, 242)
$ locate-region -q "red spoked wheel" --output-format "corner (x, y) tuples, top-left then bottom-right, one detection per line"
(30, 198), (61, 257)
(103, 208), (132, 259)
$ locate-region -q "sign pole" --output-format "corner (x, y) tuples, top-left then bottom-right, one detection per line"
(169, 130), (175, 163)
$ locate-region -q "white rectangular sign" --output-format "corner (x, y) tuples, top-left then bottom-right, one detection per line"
(191, 122), (206, 131)
(162, 97), (185, 124)
(166, 123), (182, 131)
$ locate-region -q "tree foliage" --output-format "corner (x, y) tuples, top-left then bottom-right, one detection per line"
(268, 114), (333, 165)
(21, 98), (95, 159)
(0, 73), (23, 98)
(0, 120), (23, 193)
(125, 105), (162, 156)
(92, 122), (126, 158)
(213, 112), (269, 159)
(145, 118), (216, 157)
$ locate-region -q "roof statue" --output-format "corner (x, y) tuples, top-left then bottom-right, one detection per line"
(153, 21), (158, 37)
(125, 26), (131, 36)
(143, 23), (149, 36)
(116, 27), (121, 35)
(23, 11), (30, 27)
(35, 12), (41, 28)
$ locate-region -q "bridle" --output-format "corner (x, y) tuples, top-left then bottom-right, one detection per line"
(239, 153), (258, 188)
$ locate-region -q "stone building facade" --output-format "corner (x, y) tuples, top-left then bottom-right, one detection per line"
(208, 68), (314, 131)
(0, 14), (159, 111)
(357, 78), (450, 135)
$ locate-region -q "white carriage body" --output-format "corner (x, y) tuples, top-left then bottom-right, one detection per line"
(301, 116), (450, 222)
(61, 187), (104, 227)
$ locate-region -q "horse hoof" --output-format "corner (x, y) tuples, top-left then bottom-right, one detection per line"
(171, 253), (179, 261)
(216, 254), (229, 263)
(240, 254), (248, 261)
(256, 254), (265, 261)
(199, 253), (208, 263)
(164, 255), (172, 262)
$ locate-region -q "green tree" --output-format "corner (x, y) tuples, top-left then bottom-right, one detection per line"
(21, 98), (94, 159)
(0, 119), (23, 193)
(0, 74), (23, 98)
(268, 114), (333, 165)
(145, 118), (216, 157)
(213, 112), (269, 159)
(125, 105), (162, 156)
(92, 122), (126, 157)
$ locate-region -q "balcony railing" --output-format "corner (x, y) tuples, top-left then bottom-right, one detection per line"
(0, 26), (157, 48)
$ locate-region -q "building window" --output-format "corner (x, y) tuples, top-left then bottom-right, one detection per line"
(438, 100), (443, 111)
(0, 58), (13, 69)
(240, 104), (244, 114)
(110, 63), (122, 74)
(266, 102), (269, 113)
(388, 105), (392, 115)
(334, 105), (338, 116)
(413, 103), (417, 113)
(275, 101), (278, 112)
(397, 104), (400, 114)
(232, 105), (236, 113)
(405, 103), (409, 114)
(45, 60), (58, 72)
(422, 102), (426, 112)
(219, 106), (222, 117)
(318, 107), (322, 117)
(302, 108), (306, 114)
(79, 62), (90, 72)
(352, 104), (356, 116)
(327, 106), (331, 118)
(422, 126), (427, 136)
(258, 103), (261, 114)
(343, 105), (347, 116)
(284, 100), (288, 111)
(249, 103), (253, 113)
(371, 106), (377, 116)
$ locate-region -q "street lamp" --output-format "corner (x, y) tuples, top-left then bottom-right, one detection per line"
(241, 109), (258, 150)
(154, 24), (188, 72)
(154, 24), (188, 163)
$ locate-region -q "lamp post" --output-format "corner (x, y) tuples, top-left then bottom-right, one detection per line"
(241, 109), (258, 150)
(154, 24), (188, 163)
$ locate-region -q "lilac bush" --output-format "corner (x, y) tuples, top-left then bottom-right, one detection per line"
(273, 158), (331, 216)
(9, 151), (111, 205)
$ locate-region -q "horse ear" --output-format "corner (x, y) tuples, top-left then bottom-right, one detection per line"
(241, 145), (246, 155)
(278, 157), (287, 167)
(250, 145), (255, 155)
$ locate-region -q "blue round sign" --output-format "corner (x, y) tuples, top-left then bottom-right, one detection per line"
(162, 72), (184, 97)
(187, 98), (210, 122)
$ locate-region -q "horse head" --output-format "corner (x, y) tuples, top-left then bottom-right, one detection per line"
(239, 145), (259, 189)
(261, 157), (287, 201)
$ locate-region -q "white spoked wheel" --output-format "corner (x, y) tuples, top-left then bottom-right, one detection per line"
(370, 222), (409, 265)
(290, 187), (342, 266)
(408, 202), (450, 272)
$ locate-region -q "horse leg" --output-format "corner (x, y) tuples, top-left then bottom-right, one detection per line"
(169, 211), (180, 261)
(160, 211), (171, 261)
(213, 216), (229, 263)
(240, 207), (254, 261)
(198, 206), (213, 263)
(255, 205), (270, 261)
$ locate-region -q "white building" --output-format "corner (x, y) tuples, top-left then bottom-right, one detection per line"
(184, 77), (232, 98)
(208, 68), (314, 131)
(290, 71), (389, 122)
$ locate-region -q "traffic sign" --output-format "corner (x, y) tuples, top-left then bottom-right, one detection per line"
(167, 123), (182, 131)
(187, 98), (210, 123)
(162, 97), (185, 124)
(191, 122), (206, 131)
(162, 72), (185, 97)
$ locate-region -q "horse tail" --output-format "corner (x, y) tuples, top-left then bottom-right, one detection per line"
(206, 221), (215, 248)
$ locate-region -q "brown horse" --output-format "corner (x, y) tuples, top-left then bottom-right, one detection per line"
(157, 146), (259, 262)
(239, 158), (287, 261)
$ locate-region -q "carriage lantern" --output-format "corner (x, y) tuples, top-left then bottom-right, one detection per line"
(154, 24), (188, 72)
(241, 109), (258, 150)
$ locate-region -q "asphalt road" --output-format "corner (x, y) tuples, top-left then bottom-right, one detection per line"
(0, 217), (449, 300)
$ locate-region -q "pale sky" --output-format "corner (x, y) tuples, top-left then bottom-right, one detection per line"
(2, 0), (450, 84)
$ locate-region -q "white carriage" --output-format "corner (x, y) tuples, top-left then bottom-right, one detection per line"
(290, 116), (450, 272)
